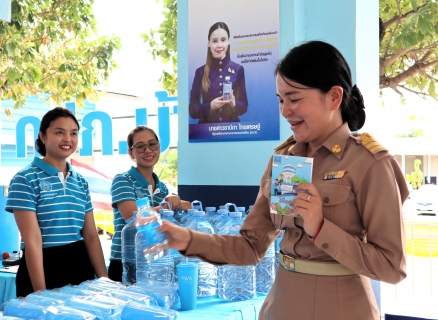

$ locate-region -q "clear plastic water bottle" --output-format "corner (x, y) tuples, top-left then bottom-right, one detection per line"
(180, 208), (197, 227)
(275, 230), (285, 272)
(160, 209), (183, 280)
(185, 211), (217, 297)
(204, 206), (217, 221)
(243, 205), (253, 220)
(122, 211), (138, 285)
(218, 212), (256, 300)
(256, 243), (276, 293)
(135, 197), (174, 285)
(223, 76), (232, 101)
(209, 208), (230, 233)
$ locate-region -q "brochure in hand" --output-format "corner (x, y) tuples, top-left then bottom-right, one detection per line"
(270, 154), (313, 216)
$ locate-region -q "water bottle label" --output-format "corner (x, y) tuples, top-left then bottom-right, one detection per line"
(138, 222), (166, 247)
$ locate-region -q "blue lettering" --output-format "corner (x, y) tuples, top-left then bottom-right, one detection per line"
(16, 116), (40, 158)
(80, 111), (113, 156)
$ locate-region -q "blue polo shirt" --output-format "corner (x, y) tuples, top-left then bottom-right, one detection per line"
(110, 166), (168, 261)
(6, 157), (94, 249)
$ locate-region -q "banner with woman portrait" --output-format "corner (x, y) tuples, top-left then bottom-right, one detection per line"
(188, 0), (280, 142)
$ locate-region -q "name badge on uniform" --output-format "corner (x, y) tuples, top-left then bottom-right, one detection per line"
(323, 170), (346, 180)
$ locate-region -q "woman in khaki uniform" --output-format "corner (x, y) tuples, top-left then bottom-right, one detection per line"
(159, 41), (409, 320)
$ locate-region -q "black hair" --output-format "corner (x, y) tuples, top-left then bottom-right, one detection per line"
(35, 107), (80, 156)
(275, 40), (366, 131)
(127, 126), (159, 149)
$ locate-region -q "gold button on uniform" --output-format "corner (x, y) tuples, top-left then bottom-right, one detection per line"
(331, 144), (342, 153)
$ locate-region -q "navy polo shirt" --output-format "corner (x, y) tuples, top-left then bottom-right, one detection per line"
(6, 157), (94, 249)
(109, 166), (168, 261)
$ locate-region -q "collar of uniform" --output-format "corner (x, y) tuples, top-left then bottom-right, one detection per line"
(128, 166), (158, 188)
(212, 55), (230, 67)
(32, 157), (72, 176)
(319, 122), (351, 159)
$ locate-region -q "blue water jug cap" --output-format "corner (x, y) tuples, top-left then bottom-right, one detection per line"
(219, 206), (227, 209)
(136, 197), (150, 209)
(161, 210), (174, 216)
(187, 208), (196, 214)
(205, 206), (216, 211)
(217, 209), (228, 215)
(249, 205), (254, 210)
(194, 211), (206, 217)
(237, 207), (245, 213)
(230, 212), (242, 219)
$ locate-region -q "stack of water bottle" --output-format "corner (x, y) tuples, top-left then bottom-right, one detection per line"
(133, 197), (283, 302)
(0, 277), (179, 319)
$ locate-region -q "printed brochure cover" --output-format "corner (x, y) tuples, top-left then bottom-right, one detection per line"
(270, 154), (313, 216)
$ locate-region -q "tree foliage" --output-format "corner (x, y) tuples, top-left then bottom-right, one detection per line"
(0, 0), (121, 109)
(406, 159), (424, 190)
(141, 0), (177, 95)
(380, 0), (438, 100)
(155, 148), (178, 187)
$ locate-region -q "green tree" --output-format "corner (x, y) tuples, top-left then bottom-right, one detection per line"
(0, 0), (121, 109)
(141, 0), (177, 95)
(155, 148), (178, 187)
(406, 159), (424, 190)
(380, 0), (438, 100)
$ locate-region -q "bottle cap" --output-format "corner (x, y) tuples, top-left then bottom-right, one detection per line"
(225, 76), (230, 81)
(237, 207), (245, 213)
(217, 209), (228, 215)
(162, 210), (174, 216)
(205, 206), (216, 212)
(230, 212), (242, 219)
(194, 211), (206, 217)
(135, 197), (150, 209)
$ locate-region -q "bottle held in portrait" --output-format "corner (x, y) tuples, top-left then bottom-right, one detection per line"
(270, 155), (313, 216)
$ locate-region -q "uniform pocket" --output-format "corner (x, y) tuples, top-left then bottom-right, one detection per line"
(317, 183), (354, 229)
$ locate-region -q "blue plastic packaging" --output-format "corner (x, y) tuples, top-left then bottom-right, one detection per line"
(121, 301), (179, 320)
(3, 299), (46, 319)
(185, 211), (217, 297)
(218, 212), (256, 301)
(122, 211), (138, 285)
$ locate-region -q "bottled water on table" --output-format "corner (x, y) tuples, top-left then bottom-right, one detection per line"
(122, 211), (138, 285)
(180, 208), (196, 227)
(185, 211), (217, 297)
(223, 76), (232, 101)
(135, 197), (175, 285)
(243, 205), (254, 220)
(209, 208), (230, 233)
(256, 243), (276, 293)
(160, 209), (183, 279)
(204, 206), (217, 221)
(218, 211), (256, 300)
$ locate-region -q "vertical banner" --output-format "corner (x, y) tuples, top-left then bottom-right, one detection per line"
(188, 0), (280, 142)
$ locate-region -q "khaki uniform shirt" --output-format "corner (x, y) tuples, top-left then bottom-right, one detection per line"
(185, 123), (409, 320)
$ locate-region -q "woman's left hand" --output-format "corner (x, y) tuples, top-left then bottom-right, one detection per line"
(291, 183), (324, 237)
(164, 194), (182, 211)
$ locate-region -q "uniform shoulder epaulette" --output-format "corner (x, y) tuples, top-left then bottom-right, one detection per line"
(274, 136), (296, 152)
(359, 133), (387, 154)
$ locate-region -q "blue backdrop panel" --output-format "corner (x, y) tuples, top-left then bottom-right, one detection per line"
(0, 186), (19, 254)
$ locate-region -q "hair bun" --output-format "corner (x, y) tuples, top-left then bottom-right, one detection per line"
(351, 85), (366, 130)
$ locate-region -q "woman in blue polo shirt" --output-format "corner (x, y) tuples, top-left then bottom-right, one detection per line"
(6, 107), (108, 297)
(107, 126), (191, 282)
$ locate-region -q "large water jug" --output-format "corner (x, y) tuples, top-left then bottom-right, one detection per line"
(180, 208), (196, 227)
(135, 197), (174, 285)
(256, 243), (276, 293)
(185, 211), (217, 297)
(204, 206), (217, 221)
(209, 209), (230, 233)
(160, 209), (183, 278)
(191, 200), (203, 211)
(243, 205), (254, 220)
(217, 212), (256, 300)
(160, 210), (181, 226)
(122, 211), (138, 285)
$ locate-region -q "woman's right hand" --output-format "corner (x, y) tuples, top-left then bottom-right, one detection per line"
(158, 220), (192, 251)
(210, 96), (230, 110)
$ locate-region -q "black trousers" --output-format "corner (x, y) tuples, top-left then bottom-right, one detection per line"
(107, 259), (122, 283)
(16, 240), (95, 297)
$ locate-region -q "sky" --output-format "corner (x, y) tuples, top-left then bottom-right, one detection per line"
(92, 0), (167, 97)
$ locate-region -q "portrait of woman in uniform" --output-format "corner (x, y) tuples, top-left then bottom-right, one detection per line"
(189, 22), (248, 123)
